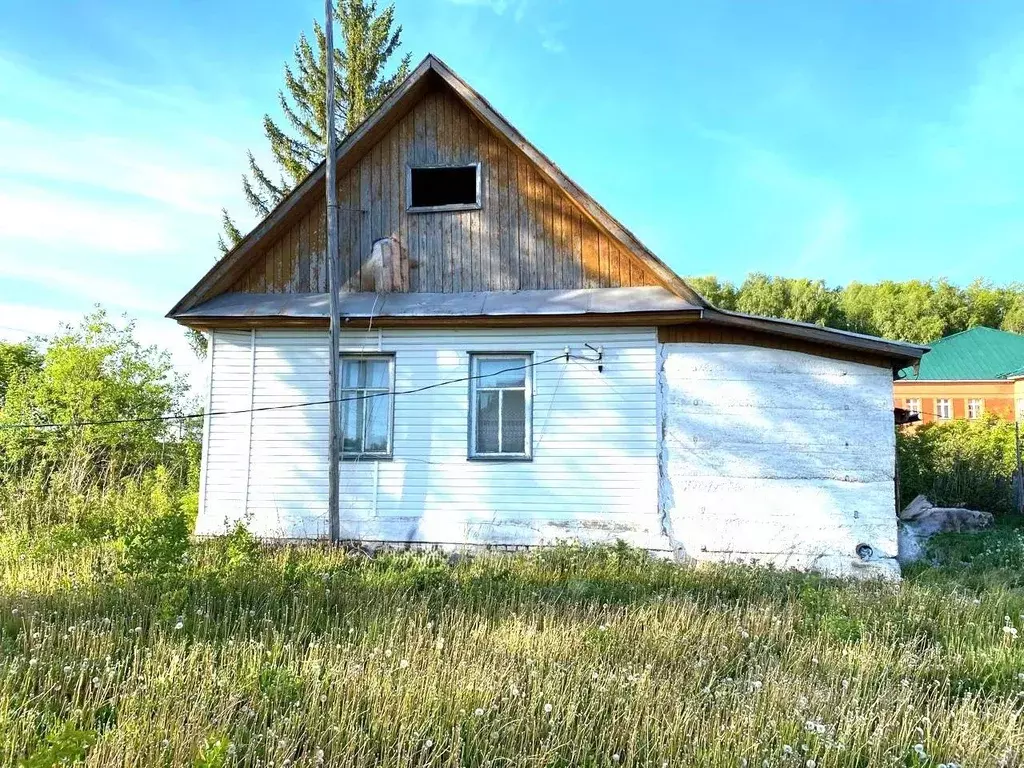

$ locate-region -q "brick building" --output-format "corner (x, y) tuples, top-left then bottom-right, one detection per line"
(895, 326), (1024, 423)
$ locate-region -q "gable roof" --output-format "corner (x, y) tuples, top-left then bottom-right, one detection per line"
(168, 54), (705, 316)
(167, 54), (927, 369)
(897, 326), (1024, 381)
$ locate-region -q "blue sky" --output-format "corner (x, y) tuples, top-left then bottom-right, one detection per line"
(1, 0), (1023, 382)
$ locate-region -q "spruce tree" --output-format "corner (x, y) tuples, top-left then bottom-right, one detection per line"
(227, 1), (411, 225)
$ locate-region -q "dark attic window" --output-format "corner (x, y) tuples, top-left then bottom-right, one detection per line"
(407, 164), (480, 212)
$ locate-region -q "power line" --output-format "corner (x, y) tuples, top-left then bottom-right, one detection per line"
(0, 355), (567, 431)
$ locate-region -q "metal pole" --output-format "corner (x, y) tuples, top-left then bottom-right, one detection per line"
(1016, 420), (1023, 516)
(324, 0), (341, 542)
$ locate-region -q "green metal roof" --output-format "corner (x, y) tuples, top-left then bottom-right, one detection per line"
(898, 326), (1024, 381)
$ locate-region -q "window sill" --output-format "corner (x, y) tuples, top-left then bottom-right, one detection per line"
(407, 203), (482, 214)
(467, 454), (533, 463)
(340, 454), (393, 462)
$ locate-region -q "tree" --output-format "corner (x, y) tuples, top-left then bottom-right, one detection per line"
(0, 309), (192, 479)
(0, 341), (42, 405)
(687, 276), (738, 310)
(230, 0), (411, 223)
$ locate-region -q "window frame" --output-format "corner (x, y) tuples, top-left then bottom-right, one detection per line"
(467, 352), (533, 461)
(339, 353), (395, 460)
(967, 398), (985, 420)
(935, 398), (952, 421)
(406, 162), (482, 214)
(904, 398), (921, 417)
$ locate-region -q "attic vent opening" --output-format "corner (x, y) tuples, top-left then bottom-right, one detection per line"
(407, 164), (480, 212)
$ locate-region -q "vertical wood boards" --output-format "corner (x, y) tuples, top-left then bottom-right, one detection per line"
(228, 88), (657, 296)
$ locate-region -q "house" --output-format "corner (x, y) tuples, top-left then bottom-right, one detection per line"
(895, 326), (1024, 424)
(169, 55), (926, 577)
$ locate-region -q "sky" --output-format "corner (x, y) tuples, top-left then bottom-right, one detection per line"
(2, 0), (1024, 386)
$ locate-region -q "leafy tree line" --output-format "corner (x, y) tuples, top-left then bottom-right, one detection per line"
(689, 274), (1024, 344)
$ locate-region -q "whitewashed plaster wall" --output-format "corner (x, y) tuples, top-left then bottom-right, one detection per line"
(659, 343), (899, 578)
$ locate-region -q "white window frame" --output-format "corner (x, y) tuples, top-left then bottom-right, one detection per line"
(339, 354), (395, 460)
(967, 398), (985, 420)
(406, 162), (482, 213)
(935, 398), (952, 421)
(904, 398), (921, 417)
(468, 353), (533, 461)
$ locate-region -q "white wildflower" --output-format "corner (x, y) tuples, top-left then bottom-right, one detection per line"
(544, 703), (553, 714)
(174, 621), (184, 631)
(783, 745), (793, 756)
(612, 754), (620, 763)
(474, 708), (485, 717)
(399, 659), (409, 669)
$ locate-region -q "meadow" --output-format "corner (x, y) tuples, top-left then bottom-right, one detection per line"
(2, 529), (1024, 768)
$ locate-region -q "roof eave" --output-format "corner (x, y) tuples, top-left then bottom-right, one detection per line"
(702, 307), (929, 366)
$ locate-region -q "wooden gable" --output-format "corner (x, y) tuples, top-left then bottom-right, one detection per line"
(229, 86), (658, 295)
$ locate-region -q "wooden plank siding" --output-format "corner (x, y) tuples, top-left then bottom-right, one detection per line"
(229, 87), (656, 295)
(658, 324), (894, 369)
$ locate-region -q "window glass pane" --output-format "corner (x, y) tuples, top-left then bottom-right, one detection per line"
(341, 398), (364, 452)
(477, 358), (526, 387)
(364, 396), (390, 452)
(501, 389), (526, 453)
(475, 390), (500, 453)
(365, 359), (390, 389)
(342, 361), (364, 388)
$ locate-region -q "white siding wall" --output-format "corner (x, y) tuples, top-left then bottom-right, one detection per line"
(196, 327), (663, 548)
(197, 329), (330, 537)
(659, 343), (899, 578)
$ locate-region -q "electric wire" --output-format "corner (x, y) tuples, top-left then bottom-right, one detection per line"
(0, 354), (568, 431)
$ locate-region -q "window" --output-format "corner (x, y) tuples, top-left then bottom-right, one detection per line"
(340, 356), (394, 458)
(967, 398), (985, 420)
(904, 398), (921, 416)
(935, 398), (952, 421)
(407, 164), (481, 212)
(469, 354), (532, 459)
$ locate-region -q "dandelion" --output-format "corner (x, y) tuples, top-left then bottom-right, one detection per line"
(399, 659), (409, 669)
(544, 703), (553, 714)
(174, 621), (184, 631)
(806, 761), (816, 768)
(425, 740), (433, 749)
(474, 708), (485, 717)
(612, 753), (621, 763)
(783, 745), (793, 756)
(599, 625), (608, 632)
(1004, 626), (1019, 638)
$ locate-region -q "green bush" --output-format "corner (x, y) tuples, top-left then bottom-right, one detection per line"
(118, 467), (192, 578)
(897, 415), (1020, 514)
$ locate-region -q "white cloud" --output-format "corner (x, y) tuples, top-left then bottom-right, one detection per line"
(0, 183), (180, 255)
(0, 257), (166, 312)
(0, 118), (240, 216)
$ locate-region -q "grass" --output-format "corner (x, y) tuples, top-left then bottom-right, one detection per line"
(2, 532), (1024, 767)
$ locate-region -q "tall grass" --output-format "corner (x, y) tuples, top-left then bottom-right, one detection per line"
(2, 538), (1023, 767)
